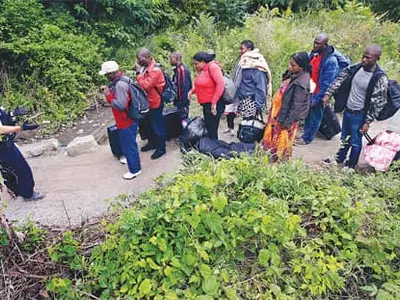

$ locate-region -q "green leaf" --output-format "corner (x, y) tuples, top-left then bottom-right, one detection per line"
(202, 276), (219, 296)
(138, 279), (152, 296)
(212, 193), (228, 212)
(200, 264), (212, 278)
(187, 213), (201, 229)
(146, 257), (161, 270)
(258, 249), (270, 267)
(225, 287), (237, 300)
(158, 239), (168, 252)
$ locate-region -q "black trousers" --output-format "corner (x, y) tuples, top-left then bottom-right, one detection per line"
(202, 100), (225, 140)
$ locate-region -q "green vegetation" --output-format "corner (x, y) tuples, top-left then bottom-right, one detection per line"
(42, 153), (400, 299)
(0, 0), (399, 129)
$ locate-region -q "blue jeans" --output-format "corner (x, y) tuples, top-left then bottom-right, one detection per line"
(335, 110), (365, 168)
(119, 122), (141, 173)
(0, 142), (34, 198)
(149, 104), (167, 152)
(302, 102), (324, 144)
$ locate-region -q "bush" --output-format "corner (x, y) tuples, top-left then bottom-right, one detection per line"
(0, 0), (106, 130)
(46, 154), (400, 299)
(146, 3), (400, 94)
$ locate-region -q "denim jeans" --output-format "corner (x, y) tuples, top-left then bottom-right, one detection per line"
(202, 100), (225, 139)
(119, 121), (141, 173)
(335, 109), (365, 168)
(176, 101), (190, 124)
(149, 104), (167, 152)
(0, 143), (35, 198)
(302, 102), (324, 144)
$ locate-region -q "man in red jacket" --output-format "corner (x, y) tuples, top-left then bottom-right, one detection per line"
(100, 61), (142, 179)
(135, 48), (167, 160)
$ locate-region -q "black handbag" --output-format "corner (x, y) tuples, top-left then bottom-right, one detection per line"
(237, 113), (265, 144)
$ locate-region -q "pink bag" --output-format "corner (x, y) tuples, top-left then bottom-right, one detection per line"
(363, 131), (400, 172)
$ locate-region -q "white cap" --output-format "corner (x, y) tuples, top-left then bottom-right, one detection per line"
(99, 61), (119, 75)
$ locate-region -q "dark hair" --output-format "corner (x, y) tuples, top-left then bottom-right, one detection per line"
(241, 40), (255, 50)
(291, 51), (312, 73)
(193, 51), (216, 63)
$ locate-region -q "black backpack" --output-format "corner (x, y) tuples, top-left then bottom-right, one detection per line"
(377, 79), (400, 121)
(156, 66), (177, 104)
(113, 76), (150, 120)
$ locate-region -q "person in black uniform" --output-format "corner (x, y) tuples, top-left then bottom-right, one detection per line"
(0, 107), (44, 201)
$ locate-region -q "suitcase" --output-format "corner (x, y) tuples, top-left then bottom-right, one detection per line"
(164, 107), (182, 140)
(107, 124), (123, 157)
(139, 107), (182, 141)
(319, 105), (341, 140)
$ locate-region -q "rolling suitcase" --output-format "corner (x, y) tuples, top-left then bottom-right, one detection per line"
(163, 107), (182, 140)
(319, 105), (341, 140)
(139, 107), (182, 141)
(107, 124), (123, 157)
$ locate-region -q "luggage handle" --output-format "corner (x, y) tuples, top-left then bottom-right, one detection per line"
(364, 132), (373, 144)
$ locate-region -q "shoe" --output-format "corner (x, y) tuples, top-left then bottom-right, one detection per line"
(223, 128), (231, 133)
(123, 170), (141, 180)
(229, 129), (235, 136)
(294, 139), (309, 146)
(141, 144), (156, 152)
(323, 157), (338, 166)
(119, 157), (127, 164)
(23, 191), (45, 201)
(151, 150), (166, 160)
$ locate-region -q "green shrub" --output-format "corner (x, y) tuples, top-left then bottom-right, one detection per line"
(47, 154), (400, 299)
(148, 3), (400, 94)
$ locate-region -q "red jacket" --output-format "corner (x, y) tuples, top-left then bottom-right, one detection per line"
(106, 72), (134, 129)
(192, 62), (225, 105)
(136, 59), (165, 109)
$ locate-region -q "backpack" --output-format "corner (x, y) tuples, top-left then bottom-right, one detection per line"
(207, 64), (237, 105)
(377, 79), (400, 121)
(156, 66), (177, 104)
(113, 76), (150, 120)
(221, 74), (236, 105)
(333, 50), (350, 73)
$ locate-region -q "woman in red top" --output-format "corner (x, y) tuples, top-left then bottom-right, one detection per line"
(189, 52), (225, 139)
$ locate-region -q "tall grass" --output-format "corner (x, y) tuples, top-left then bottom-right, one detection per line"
(139, 2), (400, 92)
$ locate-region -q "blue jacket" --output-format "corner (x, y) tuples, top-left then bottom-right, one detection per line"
(237, 68), (267, 109)
(172, 63), (192, 105)
(309, 45), (347, 106)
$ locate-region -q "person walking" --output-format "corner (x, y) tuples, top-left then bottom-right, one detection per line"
(99, 61), (142, 179)
(263, 52), (311, 160)
(323, 44), (389, 169)
(298, 33), (349, 145)
(170, 51), (192, 128)
(188, 51), (225, 140)
(136, 48), (167, 159)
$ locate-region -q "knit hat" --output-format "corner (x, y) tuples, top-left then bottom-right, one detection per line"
(292, 52), (312, 73)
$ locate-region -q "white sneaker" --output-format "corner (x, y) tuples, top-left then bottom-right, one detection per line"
(123, 170), (141, 180)
(120, 157), (127, 164)
(229, 129), (235, 136)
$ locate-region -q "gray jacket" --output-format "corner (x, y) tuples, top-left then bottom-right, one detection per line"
(277, 71), (311, 128)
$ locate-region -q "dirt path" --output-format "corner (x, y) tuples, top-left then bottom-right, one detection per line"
(4, 111), (399, 227)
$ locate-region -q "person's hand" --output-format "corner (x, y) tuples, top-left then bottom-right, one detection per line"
(322, 94), (331, 107)
(100, 85), (110, 96)
(12, 106), (29, 116)
(135, 61), (142, 73)
(211, 103), (217, 116)
(360, 123), (370, 135)
(21, 122), (39, 131)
